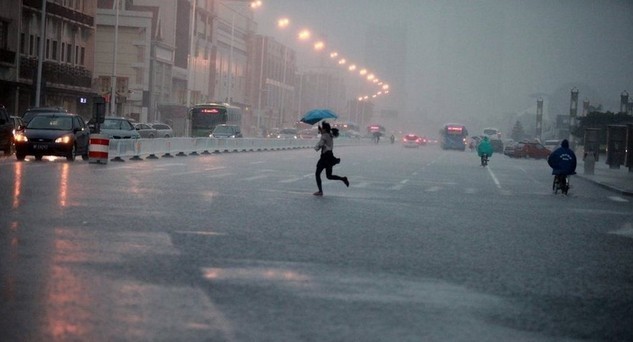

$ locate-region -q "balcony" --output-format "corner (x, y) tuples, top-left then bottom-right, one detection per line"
(20, 58), (92, 88)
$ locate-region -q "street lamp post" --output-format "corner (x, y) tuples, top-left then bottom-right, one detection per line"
(569, 87), (579, 149)
(620, 90), (629, 114)
(110, 0), (120, 115)
(256, 35), (265, 136)
(536, 97), (543, 141)
(226, 11), (235, 105)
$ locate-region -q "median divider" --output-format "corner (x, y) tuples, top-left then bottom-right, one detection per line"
(99, 137), (362, 163)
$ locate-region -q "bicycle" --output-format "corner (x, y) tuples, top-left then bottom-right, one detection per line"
(552, 174), (570, 195)
(480, 154), (489, 167)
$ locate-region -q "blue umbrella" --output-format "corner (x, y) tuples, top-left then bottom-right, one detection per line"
(300, 109), (338, 125)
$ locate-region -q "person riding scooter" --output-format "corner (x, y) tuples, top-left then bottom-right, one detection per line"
(477, 136), (493, 166)
(547, 139), (577, 193)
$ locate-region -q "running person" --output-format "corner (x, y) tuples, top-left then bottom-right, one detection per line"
(313, 122), (349, 196)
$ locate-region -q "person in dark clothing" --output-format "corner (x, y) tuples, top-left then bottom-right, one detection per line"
(313, 121), (349, 196)
(547, 139), (577, 175)
(547, 139), (577, 194)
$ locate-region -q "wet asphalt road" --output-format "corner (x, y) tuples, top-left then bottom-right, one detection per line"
(1, 142), (632, 341)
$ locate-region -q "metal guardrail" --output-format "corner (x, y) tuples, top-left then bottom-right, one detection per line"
(107, 137), (362, 161)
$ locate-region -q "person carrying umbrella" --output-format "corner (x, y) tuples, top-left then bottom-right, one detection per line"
(313, 121), (349, 196)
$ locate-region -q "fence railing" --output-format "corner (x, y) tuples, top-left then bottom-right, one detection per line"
(106, 137), (362, 161)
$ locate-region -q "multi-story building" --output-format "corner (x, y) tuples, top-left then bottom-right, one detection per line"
(249, 34), (296, 133)
(0, 0), (97, 119)
(95, 0), (151, 122)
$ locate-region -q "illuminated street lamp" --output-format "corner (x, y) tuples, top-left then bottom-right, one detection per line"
(298, 29), (311, 41)
(277, 17), (289, 29)
(314, 41), (325, 51)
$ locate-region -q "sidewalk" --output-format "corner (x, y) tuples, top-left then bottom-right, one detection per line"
(575, 154), (633, 196)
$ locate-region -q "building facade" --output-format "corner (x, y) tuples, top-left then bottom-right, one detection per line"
(0, 0), (97, 119)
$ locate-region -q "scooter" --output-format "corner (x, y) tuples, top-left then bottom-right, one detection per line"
(552, 174), (570, 195)
(480, 154), (489, 167)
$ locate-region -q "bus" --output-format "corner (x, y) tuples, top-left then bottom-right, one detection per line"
(189, 103), (243, 137)
(440, 123), (468, 150)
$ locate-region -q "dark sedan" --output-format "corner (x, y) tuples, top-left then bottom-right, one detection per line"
(14, 113), (90, 161)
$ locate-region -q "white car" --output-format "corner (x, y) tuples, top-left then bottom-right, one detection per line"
(149, 123), (174, 138)
(97, 117), (141, 139)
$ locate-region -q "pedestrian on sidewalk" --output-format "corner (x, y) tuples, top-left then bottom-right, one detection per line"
(313, 121), (349, 196)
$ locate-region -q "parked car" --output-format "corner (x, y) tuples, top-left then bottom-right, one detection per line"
(402, 134), (422, 147)
(133, 122), (158, 138)
(210, 124), (242, 138)
(298, 128), (319, 139)
(490, 138), (504, 153)
(276, 128), (298, 139)
(94, 117), (141, 139)
(509, 140), (551, 159)
(503, 141), (517, 156)
(0, 105), (14, 155)
(14, 112), (90, 161)
(21, 106), (68, 124)
(543, 139), (561, 151)
(149, 122), (174, 138)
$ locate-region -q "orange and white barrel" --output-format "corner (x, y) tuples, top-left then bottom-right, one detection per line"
(89, 134), (109, 164)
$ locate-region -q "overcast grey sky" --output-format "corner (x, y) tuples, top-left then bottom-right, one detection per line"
(255, 0), (633, 132)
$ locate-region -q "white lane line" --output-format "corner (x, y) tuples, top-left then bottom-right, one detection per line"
(487, 167), (502, 189)
(175, 231), (227, 236)
(609, 223), (633, 239)
(172, 170), (205, 176)
(464, 188), (477, 194)
(426, 186), (441, 192)
(205, 166), (226, 171)
(608, 196), (629, 203)
(207, 173), (232, 179)
(243, 175), (269, 181)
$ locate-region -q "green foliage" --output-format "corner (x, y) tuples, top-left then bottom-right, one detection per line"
(510, 120), (525, 141)
(573, 111), (633, 144)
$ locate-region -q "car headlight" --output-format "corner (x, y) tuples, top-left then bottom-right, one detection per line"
(55, 135), (73, 144)
(14, 133), (28, 143)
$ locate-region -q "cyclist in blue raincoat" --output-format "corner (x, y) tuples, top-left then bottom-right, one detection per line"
(547, 139), (577, 175)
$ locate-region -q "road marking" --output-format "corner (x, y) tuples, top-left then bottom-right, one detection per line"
(175, 231), (227, 236)
(425, 186), (441, 192)
(609, 223), (633, 239)
(205, 166), (226, 171)
(172, 170), (205, 176)
(279, 177), (302, 183)
(243, 175), (269, 181)
(608, 196), (629, 203)
(487, 167), (502, 189)
(464, 188), (477, 194)
(207, 173), (232, 179)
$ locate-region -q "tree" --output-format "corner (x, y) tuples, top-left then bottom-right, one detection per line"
(511, 120), (526, 141)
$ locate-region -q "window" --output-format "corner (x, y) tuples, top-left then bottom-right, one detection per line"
(29, 35), (34, 55)
(61, 42), (65, 61)
(52, 41), (58, 60)
(0, 20), (8, 50)
(66, 43), (72, 63)
(80, 46), (85, 65)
